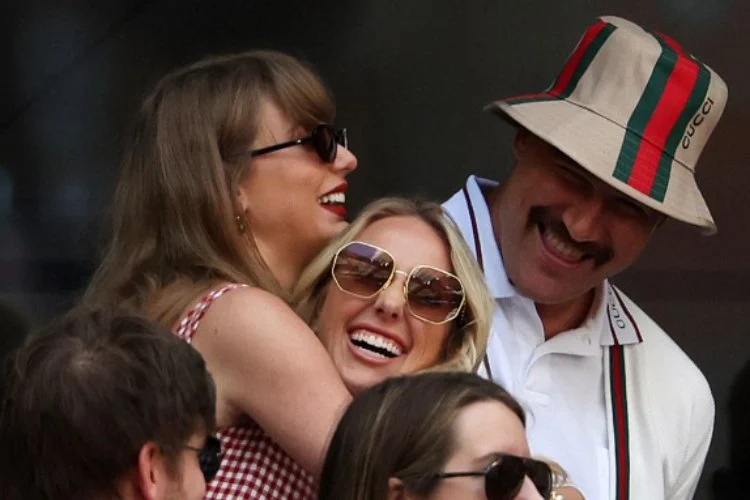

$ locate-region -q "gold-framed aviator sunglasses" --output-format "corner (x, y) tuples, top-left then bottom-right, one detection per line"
(330, 241), (466, 325)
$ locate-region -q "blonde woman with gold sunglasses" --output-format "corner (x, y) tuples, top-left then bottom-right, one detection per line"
(294, 197), (494, 396)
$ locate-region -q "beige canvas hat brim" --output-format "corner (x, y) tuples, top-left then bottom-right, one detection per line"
(487, 98), (716, 233)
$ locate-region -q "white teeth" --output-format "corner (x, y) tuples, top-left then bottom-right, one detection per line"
(319, 192), (345, 205)
(350, 330), (403, 357)
(543, 227), (585, 261)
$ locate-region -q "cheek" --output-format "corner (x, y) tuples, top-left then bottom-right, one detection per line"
(409, 322), (452, 368)
(316, 287), (365, 346)
(177, 454), (206, 499)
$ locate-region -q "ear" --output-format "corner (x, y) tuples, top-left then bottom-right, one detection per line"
(387, 477), (419, 500)
(135, 442), (168, 500)
(236, 184), (249, 215)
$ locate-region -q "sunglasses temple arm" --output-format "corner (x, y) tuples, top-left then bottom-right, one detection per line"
(434, 471), (486, 479)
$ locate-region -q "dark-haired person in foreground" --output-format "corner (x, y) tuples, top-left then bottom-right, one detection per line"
(319, 371), (561, 500)
(0, 309), (219, 500)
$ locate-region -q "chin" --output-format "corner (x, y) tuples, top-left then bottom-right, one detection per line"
(343, 374), (382, 397)
(329, 218), (349, 234)
(343, 379), (366, 397)
(315, 220), (348, 245)
(513, 274), (574, 305)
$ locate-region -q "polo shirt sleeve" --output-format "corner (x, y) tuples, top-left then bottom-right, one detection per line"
(666, 363), (715, 499)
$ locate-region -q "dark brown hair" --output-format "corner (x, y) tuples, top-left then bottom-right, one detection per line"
(84, 50), (335, 326)
(0, 308), (216, 499)
(318, 371), (525, 500)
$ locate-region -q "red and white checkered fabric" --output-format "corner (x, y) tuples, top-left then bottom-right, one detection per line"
(175, 283), (317, 499)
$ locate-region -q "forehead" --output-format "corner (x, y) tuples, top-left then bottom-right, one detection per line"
(355, 216), (452, 271)
(450, 400), (529, 463)
(254, 97), (301, 143)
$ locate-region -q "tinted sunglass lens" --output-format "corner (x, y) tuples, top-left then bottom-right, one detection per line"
(312, 125), (337, 162)
(524, 459), (553, 498)
(407, 268), (464, 323)
(198, 437), (222, 483)
(333, 243), (394, 297)
(335, 128), (348, 149)
(485, 457), (526, 500)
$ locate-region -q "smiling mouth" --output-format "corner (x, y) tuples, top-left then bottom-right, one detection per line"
(530, 207), (612, 267)
(349, 330), (403, 359)
(318, 184), (348, 217)
(539, 222), (588, 263)
(319, 191), (346, 205)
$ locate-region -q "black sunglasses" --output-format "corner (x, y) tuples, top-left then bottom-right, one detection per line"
(233, 123), (347, 163)
(434, 454), (552, 500)
(184, 435), (222, 483)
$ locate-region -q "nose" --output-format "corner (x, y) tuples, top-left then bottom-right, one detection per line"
(562, 194), (606, 243)
(373, 272), (406, 321)
(514, 476), (545, 500)
(333, 144), (358, 174)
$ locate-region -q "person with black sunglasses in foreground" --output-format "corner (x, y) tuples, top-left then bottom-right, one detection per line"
(0, 308), (220, 500)
(319, 371), (571, 500)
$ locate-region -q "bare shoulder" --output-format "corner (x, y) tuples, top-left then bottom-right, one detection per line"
(193, 286), (313, 351)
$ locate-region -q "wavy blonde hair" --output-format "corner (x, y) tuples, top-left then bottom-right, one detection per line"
(293, 198), (493, 373)
(83, 50), (335, 327)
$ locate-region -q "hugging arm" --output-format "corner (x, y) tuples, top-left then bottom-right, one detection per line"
(191, 287), (352, 477)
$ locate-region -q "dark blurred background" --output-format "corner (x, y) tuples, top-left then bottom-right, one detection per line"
(2, 1), (748, 497)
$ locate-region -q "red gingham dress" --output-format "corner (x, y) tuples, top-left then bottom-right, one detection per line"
(174, 283), (317, 499)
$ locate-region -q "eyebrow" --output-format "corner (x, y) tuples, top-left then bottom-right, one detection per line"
(550, 149), (589, 176)
(286, 123), (301, 139)
(550, 151), (658, 215)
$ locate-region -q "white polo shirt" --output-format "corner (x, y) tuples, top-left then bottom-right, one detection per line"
(444, 176), (612, 500)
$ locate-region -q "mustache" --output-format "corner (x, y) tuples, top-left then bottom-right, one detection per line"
(528, 207), (613, 267)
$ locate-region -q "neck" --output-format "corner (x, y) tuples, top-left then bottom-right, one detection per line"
(253, 236), (310, 293)
(535, 288), (595, 339)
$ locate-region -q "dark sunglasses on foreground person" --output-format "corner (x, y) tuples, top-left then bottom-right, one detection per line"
(231, 123), (348, 163)
(331, 241), (466, 324)
(184, 436), (223, 483)
(435, 453), (553, 499)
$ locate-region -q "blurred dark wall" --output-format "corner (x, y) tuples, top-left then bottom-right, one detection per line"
(2, 1), (748, 497)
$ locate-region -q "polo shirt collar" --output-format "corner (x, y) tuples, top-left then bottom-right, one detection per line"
(444, 175), (516, 299)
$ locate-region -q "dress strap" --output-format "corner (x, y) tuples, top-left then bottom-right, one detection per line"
(174, 283), (249, 343)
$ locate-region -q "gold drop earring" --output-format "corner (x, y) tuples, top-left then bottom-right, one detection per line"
(235, 214), (246, 234)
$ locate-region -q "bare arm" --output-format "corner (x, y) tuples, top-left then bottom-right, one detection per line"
(190, 287), (351, 477)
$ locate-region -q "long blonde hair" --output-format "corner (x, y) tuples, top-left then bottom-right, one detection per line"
(84, 50), (335, 327)
(293, 197), (493, 373)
